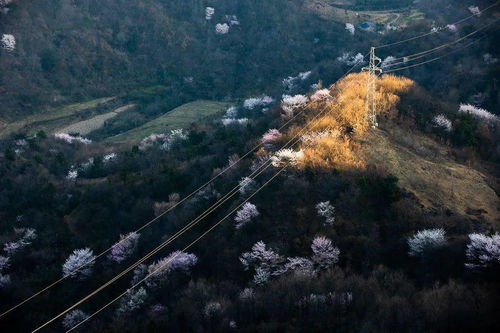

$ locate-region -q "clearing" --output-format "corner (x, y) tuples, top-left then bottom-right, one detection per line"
(361, 124), (500, 224)
(107, 100), (232, 143)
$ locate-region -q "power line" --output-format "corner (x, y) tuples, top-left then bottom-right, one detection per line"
(31, 90), (341, 332)
(383, 17), (500, 68)
(68, 162), (289, 332)
(383, 30), (493, 73)
(374, 1), (499, 49)
(0, 56), (366, 321)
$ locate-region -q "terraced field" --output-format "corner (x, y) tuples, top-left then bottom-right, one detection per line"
(107, 100), (232, 143)
(56, 104), (135, 135)
(0, 97), (116, 138)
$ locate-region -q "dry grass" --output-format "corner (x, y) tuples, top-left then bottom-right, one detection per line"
(288, 72), (413, 170)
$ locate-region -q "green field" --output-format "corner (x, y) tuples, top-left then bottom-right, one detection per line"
(57, 104), (135, 135)
(107, 100), (232, 143)
(0, 97), (116, 138)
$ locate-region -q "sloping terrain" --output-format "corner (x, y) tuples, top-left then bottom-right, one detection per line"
(361, 124), (500, 224)
(107, 100), (232, 143)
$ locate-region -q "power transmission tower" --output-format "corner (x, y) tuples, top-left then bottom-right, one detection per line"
(362, 47), (382, 128)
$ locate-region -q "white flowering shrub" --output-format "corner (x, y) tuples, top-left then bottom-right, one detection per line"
(1, 34), (15, 51)
(446, 24), (458, 32)
(281, 94), (309, 118)
(407, 228), (446, 257)
(62, 310), (88, 330)
(468, 6), (481, 16)
(3, 228), (37, 255)
(222, 117), (248, 126)
(108, 232), (141, 263)
(283, 71), (312, 91)
(458, 103), (499, 122)
(234, 202), (260, 229)
(205, 7), (215, 20)
(271, 148), (304, 167)
(215, 23), (230, 35)
(483, 53), (499, 65)
(203, 301), (223, 318)
(54, 133), (91, 144)
(253, 267), (270, 285)
(103, 153), (117, 163)
(66, 168), (78, 180)
(311, 236), (340, 268)
(238, 177), (257, 195)
(117, 287), (148, 315)
(310, 89), (332, 101)
(465, 233), (500, 269)
(243, 96), (274, 110)
(240, 241), (282, 272)
(432, 114), (453, 132)
(62, 248), (96, 279)
(224, 106), (239, 118)
(161, 129), (188, 151)
(337, 52), (365, 66)
(345, 23), (355, 35)
(146, 251), (197, 288)
(315, 201), (335, 225)
(261, 129), (282, 145)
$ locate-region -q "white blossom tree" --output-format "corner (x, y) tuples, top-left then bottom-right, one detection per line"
(311, 236), (340, 268)
(62, 248), (96, 279)
(234, 202), (260, 229)
(117, 287), (148, 315)
(458, 103), (499, 123)
(243, 96), (274, 110)
(282, 257), (315, 276)
(240, 241), (282, 272)
(238, 177), (257, 195)
(407, 228), (447, 257)
(62, 310), (88, 330)
(215, 23), (230, 35)
(146, 251), (197, 288)
(271, 148), (304, 167)
(345, 23), (355, 35)
(465, 233), (500, 269)
(281, 94), (309, 118)
(310, 89), (332, 101)
(261, 129), (282, 145)
(108, 232), (141, 263)
(315, 201), (335, 225)
(337, 52), (365, 66)
(252, 267), (270, 285)
(54, 133), (91, 144)
(1, 34), (15, 51)
(161, 129), (188, 151)
(432, 114), (453, 132)
(205, 7), (215, 20)
(468, 6), (481, 16)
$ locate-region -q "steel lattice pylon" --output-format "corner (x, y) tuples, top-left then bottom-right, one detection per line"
(362, 47), (382, 128)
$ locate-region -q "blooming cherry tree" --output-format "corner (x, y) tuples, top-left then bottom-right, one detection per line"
(281, 94), (308, 118)
(215, 23), (230, 35)
(311, 236), (340, 268)
(432, 114), (453, 132)
(238, 177), (257, 195)
(465, 233), (500, 269)
(271, 148), (304, 167)
(234, 202), (260, 229)
(62, 248), (96, 279)
(407, 228), (446, 257)
(458, 103), (499, 123)
(1, 34), (15, 51)
(146, 251), (197, 288)
(108, 232), (141, 263)
(345, 23), (355, 35)
(315, 201), (335, 225)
